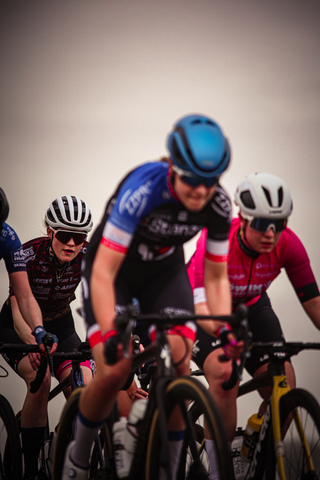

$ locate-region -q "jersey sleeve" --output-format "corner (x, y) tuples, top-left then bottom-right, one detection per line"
(206, 185), (231, 263)
(1, 223), (26, 274)
(282, 229), (319, 303)
(101, 162), (170, 254)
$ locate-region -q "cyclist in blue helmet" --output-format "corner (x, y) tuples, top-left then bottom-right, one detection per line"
(61, 114), (239, 480)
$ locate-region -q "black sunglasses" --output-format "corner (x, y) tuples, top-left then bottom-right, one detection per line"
(52, 229), (87, 245)
(249, 217), (288, 234)
(172, 165), (218, 188)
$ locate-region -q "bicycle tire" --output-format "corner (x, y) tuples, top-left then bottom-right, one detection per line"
(52, 387), (114, 480)
(266, 388), (320, 480)
(145, 376), (234, 480)
(0, 394), (22, 480)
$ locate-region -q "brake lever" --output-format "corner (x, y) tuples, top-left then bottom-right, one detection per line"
(43, 333), (54, 376)
(220, 305), (252, 390)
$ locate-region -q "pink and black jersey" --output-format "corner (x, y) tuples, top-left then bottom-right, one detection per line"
(188, 218), (319, 309)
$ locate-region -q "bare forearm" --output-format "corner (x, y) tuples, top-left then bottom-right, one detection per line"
(91, 266), (117, 334)
(15, 296), (43, 332)
(303, 296), (320, 330)
(10, 271), (43, 332)
(11, 296), (38, 344)
(206, 276), (232, 316)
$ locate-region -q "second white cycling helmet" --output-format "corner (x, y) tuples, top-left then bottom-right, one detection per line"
(234, 173), (292, 221)
(45, 195), (93, 232)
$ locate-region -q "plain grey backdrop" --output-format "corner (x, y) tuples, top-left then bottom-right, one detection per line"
(1, 0), (319, 428)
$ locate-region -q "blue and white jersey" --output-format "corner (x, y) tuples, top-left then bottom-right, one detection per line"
(96, 161), (232, 262)
(0, 223), (26, 274)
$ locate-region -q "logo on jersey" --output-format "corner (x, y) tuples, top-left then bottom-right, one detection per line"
(211, 187), (232, 219)
(178, 211), (188, 222)
(119, 182), (152, 217)
(148, 218), (200, 237)
(11, 248), (25, 266)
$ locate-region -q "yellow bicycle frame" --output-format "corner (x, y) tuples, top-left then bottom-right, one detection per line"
(271, 375), (315, 479)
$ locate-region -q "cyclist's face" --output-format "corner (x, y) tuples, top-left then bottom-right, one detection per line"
(173, 174), (217, 211)
(242, 220), (282, 253)
(48, 227), (83, 263)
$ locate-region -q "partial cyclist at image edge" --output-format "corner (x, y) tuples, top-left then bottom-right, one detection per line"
(0, 187), (45, 348)
(0, 195), (93, 480)
(187, 172), (320, 448)
(61, 113), (234, 480)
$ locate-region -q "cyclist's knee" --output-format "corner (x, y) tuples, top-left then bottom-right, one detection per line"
(81, 365), (94, 385)
(203, 350), (233, 385)
(95, 361), (131, 392)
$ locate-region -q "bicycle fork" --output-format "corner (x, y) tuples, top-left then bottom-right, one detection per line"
(270, 375), (315, 479)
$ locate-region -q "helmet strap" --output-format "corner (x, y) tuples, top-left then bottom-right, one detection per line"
(237, 223), (260, 259)
(48, 230), (66, 267)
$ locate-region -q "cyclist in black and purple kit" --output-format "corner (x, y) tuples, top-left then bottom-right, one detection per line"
(0, 195), (93, 480)
(61, 113), (238, 479)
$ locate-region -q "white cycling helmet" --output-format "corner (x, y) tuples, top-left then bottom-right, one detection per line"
(45, 195), (93, 232)
(234, 173), (292, 221)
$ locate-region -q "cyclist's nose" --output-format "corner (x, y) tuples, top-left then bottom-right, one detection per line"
(264, 227), (275, 237)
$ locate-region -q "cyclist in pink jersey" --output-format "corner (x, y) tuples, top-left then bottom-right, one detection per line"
(187, 173), (320, 454)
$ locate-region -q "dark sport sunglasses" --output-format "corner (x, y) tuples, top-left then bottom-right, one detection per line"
(249, 217), (288, 234)
(172, 165), (218, 188)
(51, 229), (87, 245)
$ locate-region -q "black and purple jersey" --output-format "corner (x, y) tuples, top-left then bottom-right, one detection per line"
(10, 236), (88, 321)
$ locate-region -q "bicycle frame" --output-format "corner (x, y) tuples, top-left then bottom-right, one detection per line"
(238, 342), (320, 479)
(270, 372), (315, 478)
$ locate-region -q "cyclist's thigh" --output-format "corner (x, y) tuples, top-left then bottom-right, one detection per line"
(246, 292), (289, 376)
(54, 330), (92, 380)
(192, 322), (222, 371)
(0, 325), (29, 374)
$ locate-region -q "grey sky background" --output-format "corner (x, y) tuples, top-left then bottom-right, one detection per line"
(1, 0), (319, 427)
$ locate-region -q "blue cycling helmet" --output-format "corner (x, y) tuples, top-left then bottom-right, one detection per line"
(167, 114), (231, 180)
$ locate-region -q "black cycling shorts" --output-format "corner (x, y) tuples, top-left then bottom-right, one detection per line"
(0, 302), (86, 378)
(192, 292), (288, 376)
(82, 244), (195, 347)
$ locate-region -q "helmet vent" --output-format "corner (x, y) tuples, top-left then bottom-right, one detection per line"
(171, 136), (187, 168)
(240, 190), (255, 209)
(262, 186), (283, 207)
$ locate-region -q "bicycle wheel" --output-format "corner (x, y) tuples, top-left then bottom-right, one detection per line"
(145, 376), (234, 480)
(266, 388), (320, 480)
(0, 394), (22, 480)
(52, 388), (114, 480)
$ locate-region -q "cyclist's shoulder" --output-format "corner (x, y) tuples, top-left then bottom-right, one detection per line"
(0, 222), (22, 251)
(118, 160), (169, 193)
(110, 161), (172, 221)
(277, 227), (306, 253)
(22, 236), (49, 258)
